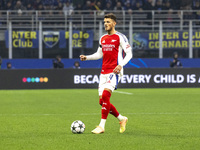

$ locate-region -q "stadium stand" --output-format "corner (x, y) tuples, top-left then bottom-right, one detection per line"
(0, 0), (200, 68)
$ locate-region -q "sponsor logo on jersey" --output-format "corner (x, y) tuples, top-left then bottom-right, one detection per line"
(102, 44), (115, 48)
(102, 40), (105, 43)
(102, 44), (115, 51)
(111, 39), (117, 42)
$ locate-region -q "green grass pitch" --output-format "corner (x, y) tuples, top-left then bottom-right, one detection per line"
(0, 88), (200, 150)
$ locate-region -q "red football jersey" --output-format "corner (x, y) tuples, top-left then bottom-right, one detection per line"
(86, 31), (132, 76)
(100, 32), (131, 74)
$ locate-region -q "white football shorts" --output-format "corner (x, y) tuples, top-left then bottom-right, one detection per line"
(98, 73), (121, 96)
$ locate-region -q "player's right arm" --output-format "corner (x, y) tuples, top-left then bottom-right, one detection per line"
(80, 45), (103, 61)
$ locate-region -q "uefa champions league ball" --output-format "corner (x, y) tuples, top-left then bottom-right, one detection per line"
(71, 120), (85, 134)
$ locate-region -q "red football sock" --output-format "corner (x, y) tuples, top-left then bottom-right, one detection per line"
(99, 98), (103, 106)
(99, 96), (119, 118)
(101, 90), (111, 119)
(109, 104), (119, 117)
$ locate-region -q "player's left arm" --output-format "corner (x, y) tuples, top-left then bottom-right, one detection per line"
(113, 35), (132, 74)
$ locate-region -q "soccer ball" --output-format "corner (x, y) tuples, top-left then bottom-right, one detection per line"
(71, 120), (85, 134)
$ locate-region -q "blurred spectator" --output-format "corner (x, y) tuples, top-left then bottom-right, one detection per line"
(53, 0), (66, 9)
(94, 1), (104, 16)
(0, 0), (4, 9)
(7, 62), (13, 69)
(23, 0), (34, 6)
(53, 55), (64, 69)
(62, 0), (72, 2)
(33, 0), (43, 10)
(25, 3), (34, 18)
(44, 4), (53, 10)
(104, 2), (113, 13)
(26, 3), (33, 10)
(74, 4), (83, 15)
(46, 10), (55, 25)
(114, 1), (124, 10)
(166, 9), (173, 24)
(38, 10), (45, 21)
(133, 1), (143, 10)
(192, 0), (200, 24)
(0, 12), (4, 26)
(63, 1), (73, 16)
(4, 1), (13, 11)
(124, 0), (132, 10)
(54, 2), (64, 15)
(154, 0), (163, 21)
(43, 0), (54, 7)
(196, 11), (200, 25)
(143, 0), (154, 10)
(14, 1), (27, 11)
(163, 0), (172, 10)
(154, 0), (163, 11)
(113, 0), (124, 8)
(73, 61), (81, 69)
(53, 0), (59, 8)
(7, 0), (15, 7)
(37, 4), (45, 11)
(114, 1), (124, 16)
(0, 1), (3, 10)
(73, 0), (84, 7)
(169, 0), (180, 10)
(183, 10), (196, 25)
(2, 0), (200, 12)
(104, 0), (114, 8)
(193, 0), (200, 10)
(36, 4), (45, 17)
(126, 8), (133, 15)
(83, 0), (92, 10)
(170, 52), (182, 68)
(129, 0), (138, 7)
(143, 0), (154, 24)
(82, 0), (95, 14)
(1, 0), (195, 12)
(180, 0), (192, 8)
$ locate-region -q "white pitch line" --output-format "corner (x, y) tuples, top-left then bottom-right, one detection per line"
(80, 112), (200, 115)
(124, 112), (200, 115)
(113, 91), (133, 95)
(0, 112), (200, 116)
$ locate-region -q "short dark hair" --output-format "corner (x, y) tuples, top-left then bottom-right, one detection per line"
(104, 13), (117, 22)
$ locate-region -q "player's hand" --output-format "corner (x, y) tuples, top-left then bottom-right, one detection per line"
(113, 65), (122, 74)
(80, 55), (87, 61)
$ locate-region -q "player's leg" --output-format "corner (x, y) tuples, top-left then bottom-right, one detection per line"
(101, 96), (127, 133)
(106, 73), (128, 133)
(92, 88), (112, 134)
(99, 96), (119, 117)
(92, 73), (128, 133)
(98, 74), (120, 118)
(91, 74), (107, 134)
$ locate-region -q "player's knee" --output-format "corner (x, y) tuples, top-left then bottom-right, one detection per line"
(102, 90), (111, 102)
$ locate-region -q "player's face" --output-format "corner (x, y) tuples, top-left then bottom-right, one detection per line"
(104, 18), (116, 32)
